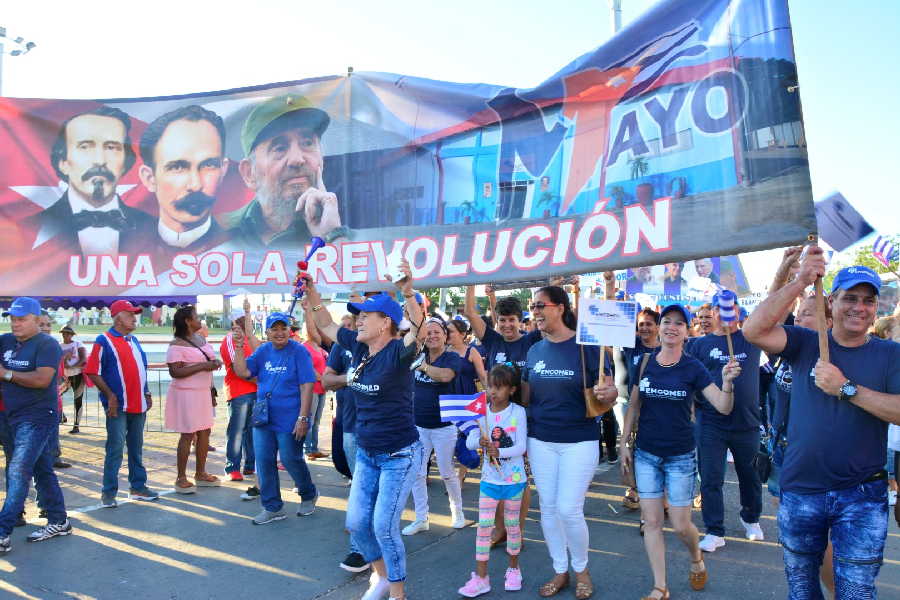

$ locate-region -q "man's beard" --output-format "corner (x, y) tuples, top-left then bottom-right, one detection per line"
(257, 186), (300, 229)
(173, 190), (216, 216)
(82, 166), (116, 203)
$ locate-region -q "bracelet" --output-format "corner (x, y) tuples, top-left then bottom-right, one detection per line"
(723, 387), (734, 393)
(312, 304), (323, 312)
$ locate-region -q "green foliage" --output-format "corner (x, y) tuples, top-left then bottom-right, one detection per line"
(824, 238), (899, 291)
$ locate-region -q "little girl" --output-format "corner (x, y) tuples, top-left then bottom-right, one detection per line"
(458, 364), (528, 597)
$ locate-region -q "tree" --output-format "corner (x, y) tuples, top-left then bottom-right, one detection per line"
(628, 156), (649, 180)
(823, 237), (899, 291)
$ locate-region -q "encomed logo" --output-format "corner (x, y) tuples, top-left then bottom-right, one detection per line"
(495, 352), (507, 364)
(532, 360), (575, 378)
(639, 376), (687, 400)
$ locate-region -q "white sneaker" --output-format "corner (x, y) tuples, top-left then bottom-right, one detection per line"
(698, 534), (726, 552)
(741, 518), (765, 541)
(726, 449), (734, 463)
(450, 505), (466, 529)
(361, 571), (390, 600)
(401, 519), (429, 536)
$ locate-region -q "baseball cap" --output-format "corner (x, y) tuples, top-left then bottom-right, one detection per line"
(3, 297), (41, 317)
(241, 94), (330, 157)
(660, 303), (692, 324)
(60, 325), (76, 334)
(266, 312), (293, 329)
(831, 265), (881, 296)
(109, 300), (143, 317)
(347, 293), (403, 326)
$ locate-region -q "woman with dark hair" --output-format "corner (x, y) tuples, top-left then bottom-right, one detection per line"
(165, 305), (221, 494)
(448, 319), (488, 393)
(524, 285), (618, 599)
(403, 318), (466, 534)
(302, 261), (424, 600)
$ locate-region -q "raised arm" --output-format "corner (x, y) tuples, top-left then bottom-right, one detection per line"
(464, 285), (488, 341)
(769, 246), (803, 324)
(392, 259), (423, 348)
(470, 350), (488, 390)
(242, 298), (262, 351)
(300, 275), (340, 342)
(302, 298), (323, 346)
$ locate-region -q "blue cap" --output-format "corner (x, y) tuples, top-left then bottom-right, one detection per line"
(522, 311), (531, 321)
(615, 290), (625, 301)
(3, 297), (41, 317)
(348, 293), (403, 326)
(738, 306), (749, 321)
(266, 312), (293, 329)
(414, 292), (424, 305)
(660, 303), (692, 324)
(831, 265), (881, 295)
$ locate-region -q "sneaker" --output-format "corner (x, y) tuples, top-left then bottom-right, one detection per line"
(252, 509), (286, 525)
(69, 426), (80, 434)
(297, 491), (319, 516)
(53, 460), (72, 469)
(458, 572), (491, 597)
(130, 488), (160, 502)
(741, 518), (765, 541)
(307, 451), (329, 459)
(15, 512), (26, 527)
(361, 571), (390, 600)
(698, 534), (726, 553)
(229, 471), (244, 482)
(401, 519), (429, 536)
(339, 551), (371, 573)
(277, 461), (286, 471)
(100, 494), (118, 508)
(242, 469), (255, 476)
(27, 519), (73, 542)
(504, 567), (523, 592)
(240, 486), (260, 501)
(208, 445), (217, 452)
(607, 454), (619, 464)
(450, 505), (466, 529)
(0, 536), (9, 553)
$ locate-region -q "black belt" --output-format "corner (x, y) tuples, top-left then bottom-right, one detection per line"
(862, 470), (888, 483)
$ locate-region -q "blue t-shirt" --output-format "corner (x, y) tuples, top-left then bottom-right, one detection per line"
(0, 332), (63, 426)
(481, 327), (543, 370)
(414, 350), (462, 429)
(624, 337), (659, 392)
(779, 326), (900, 494)
(454, 347), (479, 396)
(687, 330), (761, 431)
(337, 327), (419, 453)
(524, 336), (601, 443)
(327, 343), (356, 434)
(635, 351), (713, 457)
(246, 340), (316, 433)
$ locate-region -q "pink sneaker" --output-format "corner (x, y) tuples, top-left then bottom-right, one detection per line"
(504, 567), (523, 591)
(458, 572), (491, 597)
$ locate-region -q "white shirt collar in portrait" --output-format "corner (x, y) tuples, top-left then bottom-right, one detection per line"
(69, 186), (122, 256)
(158, 217), (211, 249)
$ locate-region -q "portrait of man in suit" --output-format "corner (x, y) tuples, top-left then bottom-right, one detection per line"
(138, 104), (228, 257)
(34, 106), (156, 256)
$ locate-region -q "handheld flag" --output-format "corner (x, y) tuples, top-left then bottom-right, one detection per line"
(872, 235), (898, 268)
(440, 392), (487, 427)
(713, 289), (738, 323)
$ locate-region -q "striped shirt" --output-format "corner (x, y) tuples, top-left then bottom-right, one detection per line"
(84, 328), (149, 413)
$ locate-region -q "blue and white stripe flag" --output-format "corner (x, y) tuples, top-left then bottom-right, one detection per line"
(713, 289), (738, 322)
(439, 392), (487, 435)
(873, 235), (898, 268)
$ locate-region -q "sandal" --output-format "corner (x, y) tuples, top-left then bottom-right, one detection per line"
(194, 472), (221, 487)
(690, 558), (708, 591)
(174, 477), (195, 494)
(641, 586), (669, 600)
(639, 519), (646, 536)
(623, 489), (640, 511)
(574, 577), (594, 599)
(539, 573), (569, 597)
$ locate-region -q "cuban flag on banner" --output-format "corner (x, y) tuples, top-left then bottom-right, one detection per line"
(440, 392), (487, 435)
(714, 289), (738, 322)
(872, 235), (898, 267)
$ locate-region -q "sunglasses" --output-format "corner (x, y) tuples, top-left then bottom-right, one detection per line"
(529, 302), (560, 311)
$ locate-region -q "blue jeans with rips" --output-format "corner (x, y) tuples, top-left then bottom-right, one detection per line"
(346, 441), (422, 582)
(0, 421), (67, 537)
(779, 479), (888, 599)
(253, 427), (316, 512)
(224, 393), (256, 474)
(102, 411), (148, 496)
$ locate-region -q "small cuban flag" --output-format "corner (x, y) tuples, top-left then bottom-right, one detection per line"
(872, 235), (898, 268)
(714, 289), (738, 323)
(439, 392), (487, 435)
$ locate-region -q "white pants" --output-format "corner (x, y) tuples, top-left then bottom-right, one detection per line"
(410, 425), (463, 521)
(528, 437), (599, 573)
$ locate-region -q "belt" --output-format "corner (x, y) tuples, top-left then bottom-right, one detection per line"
(862, 470), (888, 483)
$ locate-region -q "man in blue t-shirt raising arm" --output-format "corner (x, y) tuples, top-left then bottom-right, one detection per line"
(0, 297), (71, 553)
(743, 247), (900, 599)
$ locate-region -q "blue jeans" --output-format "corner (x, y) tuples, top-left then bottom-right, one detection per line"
(343, 432), (358, 476)
(253, 427), (317, 512)
(102, 411), (148, 495)
(346, 441), (423, 582)
(634, 448), (697, 506)
(0, 411), (11, 489)
(304, 393), (326, 454)
(698, 425), (762, 537)
(225, 393), (256, 474)
(0, 421), (67, 537)
(779, 480), (888, 599)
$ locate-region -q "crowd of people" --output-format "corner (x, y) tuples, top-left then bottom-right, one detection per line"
(0, 247), (899, 600)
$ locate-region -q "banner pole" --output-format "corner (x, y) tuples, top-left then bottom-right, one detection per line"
(725, 328), (735, 362)
(809, 233), (830, 363)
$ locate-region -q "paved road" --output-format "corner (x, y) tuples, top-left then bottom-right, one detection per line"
(2, 408), (900, 599)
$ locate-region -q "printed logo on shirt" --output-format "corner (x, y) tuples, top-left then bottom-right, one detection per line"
(494, 352), (507, 364)
(350, 381), (381, 394)
(709, 347), (747, 363)
(775, 363), (792, 393)
(414, 370), (434, 384)
(3, 349), (29, 369)
(639, 376), (688, 399)
(532, 360), (575, 378)
(264, 360), (287, 374)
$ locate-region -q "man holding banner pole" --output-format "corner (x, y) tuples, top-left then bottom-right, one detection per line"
(743, 247), (900, 599)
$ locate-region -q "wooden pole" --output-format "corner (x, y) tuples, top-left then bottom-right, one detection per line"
(724, 328), (735, 362)
(809, 234), (830, 362)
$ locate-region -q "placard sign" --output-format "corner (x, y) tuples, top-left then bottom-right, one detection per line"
(576, 299), (637, 348)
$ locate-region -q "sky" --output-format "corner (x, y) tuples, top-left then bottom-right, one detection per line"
(1, 0), (897, 297)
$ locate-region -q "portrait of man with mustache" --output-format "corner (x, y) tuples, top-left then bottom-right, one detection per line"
(33, 107), (156, 258)
(138, 104), (229, 258)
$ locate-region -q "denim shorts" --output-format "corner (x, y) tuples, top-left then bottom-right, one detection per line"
(634, 447), (697, 506)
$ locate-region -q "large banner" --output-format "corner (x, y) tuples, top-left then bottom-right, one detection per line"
(0, 0), (814, 297)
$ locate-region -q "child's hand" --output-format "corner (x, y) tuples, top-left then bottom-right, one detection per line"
(486, 446), (500, 458)
(479, 437), (492, 449)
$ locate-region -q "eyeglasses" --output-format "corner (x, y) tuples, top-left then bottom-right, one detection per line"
(529, 302), (560, 311)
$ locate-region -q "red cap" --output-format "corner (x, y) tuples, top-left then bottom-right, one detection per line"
(110, 300), (143, 317)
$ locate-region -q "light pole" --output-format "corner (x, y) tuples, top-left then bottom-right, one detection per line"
(0, 26), (37, 95)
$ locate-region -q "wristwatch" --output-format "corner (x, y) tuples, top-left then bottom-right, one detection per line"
(3, 371), (11, 382)
(298, 415), (310, 423)
(839, 380), (858, 402)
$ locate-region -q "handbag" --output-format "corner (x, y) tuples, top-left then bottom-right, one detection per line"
(251, 392), (270, 427)
(582, 344), (612, 418)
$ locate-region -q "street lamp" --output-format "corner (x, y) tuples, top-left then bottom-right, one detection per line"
(0, 26), (37, 95)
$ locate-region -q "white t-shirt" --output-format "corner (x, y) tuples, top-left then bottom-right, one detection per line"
(60, 340), (85, 373)
(466, 402), (528, 487)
